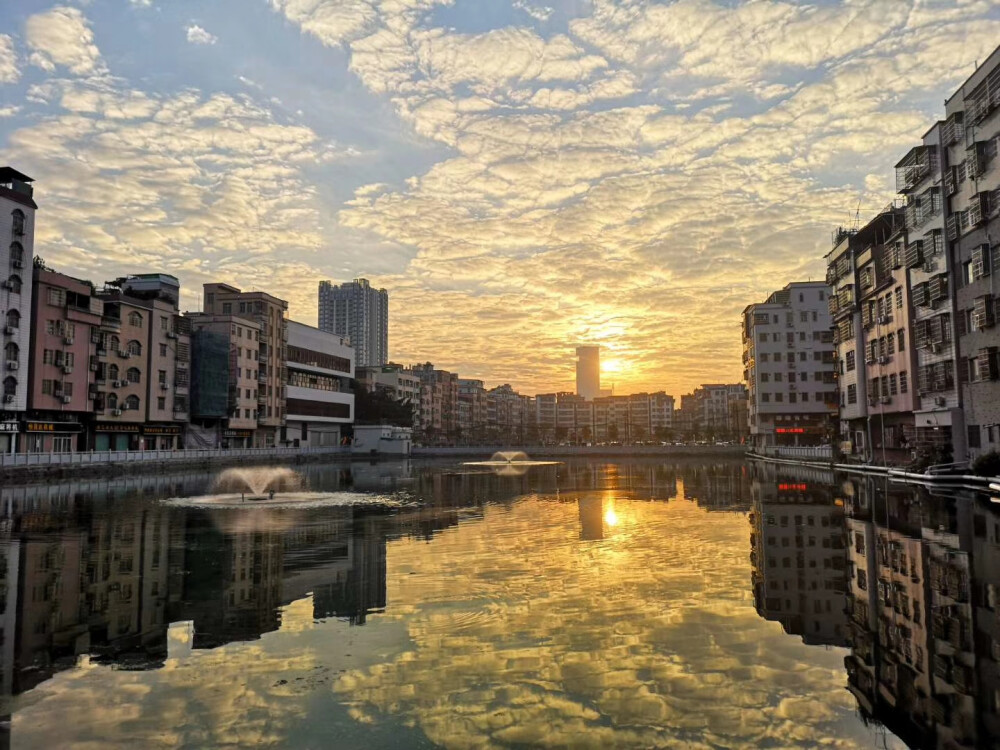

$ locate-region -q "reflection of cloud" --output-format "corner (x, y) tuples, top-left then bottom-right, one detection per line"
(333, 498), (868, 748)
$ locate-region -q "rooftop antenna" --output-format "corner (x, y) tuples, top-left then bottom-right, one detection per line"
(851, 200), (862, 231)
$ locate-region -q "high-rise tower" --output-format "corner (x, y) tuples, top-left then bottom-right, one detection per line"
(318, 279), (388, 368)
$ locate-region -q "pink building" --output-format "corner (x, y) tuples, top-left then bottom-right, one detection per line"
(24, 267), (103, 452)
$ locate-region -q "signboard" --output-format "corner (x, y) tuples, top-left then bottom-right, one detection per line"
(143, 425), (181, 436)
(94, 423), (141, 434)
(778, 483), (808, 492)
(223, 429), (254, 438)
(0, 422), (18, 433)
(25, 421), (83, 433)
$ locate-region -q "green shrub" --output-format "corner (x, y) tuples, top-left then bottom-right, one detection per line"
(973, 451), (1000, 478)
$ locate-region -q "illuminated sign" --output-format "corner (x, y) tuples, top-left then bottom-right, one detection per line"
(143, 425), (181, 436)
(223, 429), (254, 438)
(25, 422), (83, 433)
(0, 422), (18, 433)
(776, 427), (805, 434)
(778, 483), (808, 491)
(95, 424), (141, 433)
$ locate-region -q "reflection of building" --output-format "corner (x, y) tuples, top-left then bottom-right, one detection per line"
(748, 462), (847, 646)
(578, 496), (605, 540)
(842, 479), (991, 748)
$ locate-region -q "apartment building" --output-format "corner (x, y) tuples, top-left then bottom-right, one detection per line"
(742, 282), (838, 449)
(318, 278), (388, 367)
(187, 313), (261, 448)
(895, 122), (965, 458)
(457, 379), (488, 441)
(575, 345), (600, 400)
(944, 47), (1000, 458)
(285, 320), (354, 447)
(412, 363), (458, 440)
(0, 167), (36, 453)
(203, 284), (288, 447)
(91, 286), (151, 451)
(24, 267), (102, 452)
(357, 364), (419, 404)
(486, 384), (533, 442)
(121, 275), (191, 450)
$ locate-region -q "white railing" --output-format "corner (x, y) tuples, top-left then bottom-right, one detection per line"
(0, 445), (349, 469)
(754, 445), (833, 461)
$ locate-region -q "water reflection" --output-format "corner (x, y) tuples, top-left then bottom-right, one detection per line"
(1, 458), (994, 747)
(749, 460), (1000, 749)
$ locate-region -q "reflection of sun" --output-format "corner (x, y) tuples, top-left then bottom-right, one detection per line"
(604, 507), (619, 527)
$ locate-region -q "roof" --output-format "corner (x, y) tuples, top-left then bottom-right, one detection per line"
(0, 166), (33, 183)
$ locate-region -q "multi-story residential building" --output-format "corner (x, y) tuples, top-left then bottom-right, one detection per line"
(24, 267), (102, 452)
(285, 320), (354, 447)
(318, 278), (389, 367)
(187, 313), (261, 448)
(457, 378), (488, 441)
(742, 282), (838, 449)
(575, 345), (600, 400)
(894, 123), (964, 459)
(943, 47), (1000, 458)
(649, 391), (675, 437)
(486, 384), (533, 442)
(120, 275), (191, 450)
(203, 284), (288, 447)
(0, 167), (36, 453)
(412, 363), (458, 441)
(357, 363), (420, 405)
(91, 285), (151, 451)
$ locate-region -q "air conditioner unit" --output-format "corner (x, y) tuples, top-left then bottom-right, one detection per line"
(923, 261), (935, 274)
(160, 382), (169, 390)
(61, 395), (72, 405)
(934, 397), (947, 407)
(112, 408), (122, 416)
(878, 356), (889, 365)
(5, 360), (17, 371)
(118, 350), (129, 358)
(62, 365), (73, 374)
(3, 326), (15, 335)
(166, 331), (177, 339)
(63, 336), (74, 345)
(3, 394), (13, 403)
(0, 282), (11, 291)
(113, 380), (124, 388)
(89, 363), (98, 372)
(930, 343), (943, 354)
(11, 259), (23, 269)
(880, 396), (891, 404)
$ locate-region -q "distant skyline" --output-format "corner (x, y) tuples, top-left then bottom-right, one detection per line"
(0, 1), (998, 396)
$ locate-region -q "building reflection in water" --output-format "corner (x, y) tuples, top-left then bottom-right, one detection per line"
(750, 459), (1000, 749)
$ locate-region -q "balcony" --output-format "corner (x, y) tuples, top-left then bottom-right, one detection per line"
(895, 146), (935, 193)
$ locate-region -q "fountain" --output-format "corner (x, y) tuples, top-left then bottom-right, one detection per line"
(161, 466), (413, 510)
(463, 451), (562, 475)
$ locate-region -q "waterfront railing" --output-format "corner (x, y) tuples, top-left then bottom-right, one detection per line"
(0, 445), (350, 468)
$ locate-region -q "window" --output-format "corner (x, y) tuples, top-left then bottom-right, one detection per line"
(775, 372), (782, 382)
(799, 351), (806, 361)
(898, 329), (905, 351)
(159, 343), (167, 357)
(127, 340), (142, 356)
(799, 331), (805, 341)
(7, 275), (21, 294)
(760, 353), (769, 362)
(126, 367), (141, 383)
(761, 373), (770, 382)
(9, 242), (24, 265)
(847, 384), (857, 404)
(819, 290), (825, 300)
(969, 424), (982, 449)
(107, 393), (118, 410)
(2, 376), (16, 396)
(109, 335), (119, 351)
(887, 332), (895, 354)
(158, 396), (166, 410)
(900, 371), (908, 393)
(160, 316), (168, 331)
(889, 374), (898, 395)
(222, 303), (232, 314)
(895, 287), (903, 309)
(5, 309), (20, 329)
(42, 379), (53, 395)
(800, 311), (808, 322)
(11, 209), (25, 236)
(124, 394), (140, 411)
(759, 332), (767, 342)
(846, 351), (855, 371)
(128, 312), (143, 328)
(775, 393), (783, 402)
(789, 393), (797, 403)
(109, 364), (119, 381)
(762, 393), (770, 403)
(3, 342), (16, 361)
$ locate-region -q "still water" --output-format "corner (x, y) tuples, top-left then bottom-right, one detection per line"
(0, 458), (995, 748)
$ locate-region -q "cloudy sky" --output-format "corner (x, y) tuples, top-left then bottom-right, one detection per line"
(1, 1), (998, 396)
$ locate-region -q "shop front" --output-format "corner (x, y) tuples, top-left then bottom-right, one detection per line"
(0, 420), (18, 453)
(20, 420), (85, 453)
(222, 428), (254, 449)
(142, 424), (183, 450)
(93, 423), (142, 451)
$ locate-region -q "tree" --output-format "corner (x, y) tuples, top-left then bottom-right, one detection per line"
(351, 382), (414, 427)
(607, 424), (620, 442)
(655, 426), (672, 442)
(554, 426), (569, 443)
(579, 426), (592, 444)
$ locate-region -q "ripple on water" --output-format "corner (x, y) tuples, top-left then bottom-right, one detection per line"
(159, 491), (414, 510)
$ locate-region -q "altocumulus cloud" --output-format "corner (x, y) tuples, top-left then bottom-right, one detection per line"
(3, 1), (1000, 395)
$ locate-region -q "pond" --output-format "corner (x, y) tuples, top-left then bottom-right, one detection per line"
(0, 457), (994, 748)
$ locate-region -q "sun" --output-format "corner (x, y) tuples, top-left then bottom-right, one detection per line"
(601, 358), (623, 375)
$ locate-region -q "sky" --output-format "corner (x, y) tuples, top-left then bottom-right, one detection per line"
(0, 0), (998, 397)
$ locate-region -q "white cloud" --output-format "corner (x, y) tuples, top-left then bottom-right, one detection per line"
(0, 35), (20, 84)
(25, 6), (104, 76)
(186, 24), (218, 45)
